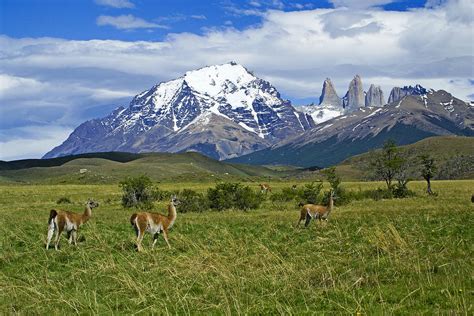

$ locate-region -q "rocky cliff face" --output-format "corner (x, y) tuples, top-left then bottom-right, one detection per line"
(365, 84), (385, 107)
(319, 78), (342, 107)
(231, 89), (474, 167)
(44, 62), (315, 160)
(342, 75), (365, 111)
(388, 85), (428, 104)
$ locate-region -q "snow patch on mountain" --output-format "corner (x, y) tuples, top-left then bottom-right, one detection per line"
(297, 104), (344, 125)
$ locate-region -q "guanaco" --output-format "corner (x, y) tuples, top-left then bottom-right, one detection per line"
(46, 199), (99, 250)
(259, 183), (272, 194)
(130, 195), (180, 251)
(296, 190), (335, 228)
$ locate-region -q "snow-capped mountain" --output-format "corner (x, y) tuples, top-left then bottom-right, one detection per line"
(44, 62), (315, 160)
(230, 89), (474, 167)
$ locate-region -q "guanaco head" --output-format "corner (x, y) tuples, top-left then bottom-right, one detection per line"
(87, 199), (99, 209)
(171, 195), (181, 206)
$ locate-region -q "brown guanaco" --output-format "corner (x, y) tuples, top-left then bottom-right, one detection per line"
(130, 195), (180, 251)
(259, 183), (272, 194)
(46, 199), (99, 250)
(296, 190), (335, 228)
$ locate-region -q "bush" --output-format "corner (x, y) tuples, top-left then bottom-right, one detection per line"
(119, 175), (159, 209)
(177, 189), (209, 213)
(298, 181), (323, 204)
(392, 184), (416, 198)
(270, 187), (299, 202)
(207, 182), (264, 211)
(56, 197), (72, 204)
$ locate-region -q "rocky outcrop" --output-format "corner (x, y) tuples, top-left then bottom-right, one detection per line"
(230, 89), (474, 167)
(342, 75), (365, 111)
(365, 84), (385, 107)
(319, 78), (342, 107)
(388, 84), (427, 104)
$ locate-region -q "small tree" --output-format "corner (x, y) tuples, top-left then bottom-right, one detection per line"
(298, 181), (323, 204)
(420, 154), (437, 195)
(120, 175), (158, 209)
(322, 167), (341, 192)
(371, 139), (405, 190)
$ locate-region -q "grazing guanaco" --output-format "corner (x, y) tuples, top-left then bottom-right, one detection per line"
(296, 190), (335, 228)
(130, 195), (180, 251)
(46, 199), (99, 250)
(259, 183), (272, 194)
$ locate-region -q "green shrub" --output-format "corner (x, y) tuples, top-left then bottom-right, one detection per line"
(177, 189), (209, 213)
(270, 187), (299, 202)
(207, 182), (264, 211)
(392, 184), (416, 198)
(119, 175), (159, 209)
(298, 181), (323, 204)
(56, 197), (72, 204)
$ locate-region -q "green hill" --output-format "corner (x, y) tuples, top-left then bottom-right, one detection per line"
(335, 136), (474, 180)
(0, 151), (293, 184)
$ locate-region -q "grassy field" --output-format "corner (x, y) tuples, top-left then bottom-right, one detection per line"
(1, 180), (473, 314)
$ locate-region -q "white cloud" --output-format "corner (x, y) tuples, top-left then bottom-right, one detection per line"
(95, 0), (134, 9)
(329, 0), (399, 8)
(0, 0), (473, 159)
(190, 15), (207, 20)
(96, 15), (168, 30)
(0, 125), (73, 161)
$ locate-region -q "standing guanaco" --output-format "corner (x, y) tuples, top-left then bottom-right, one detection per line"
(130, 195), (180, 251)
(296, 190), (335, 228)
(259, 183), (272, 194)
(46, 199), (99, 250)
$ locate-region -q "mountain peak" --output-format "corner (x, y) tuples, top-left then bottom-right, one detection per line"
(319, 78), (342, 107)
(343, 75), (365, 110)
(44, 63), (314, 160)
(365, 84), (385, 107)
(388, 84), (428, 104)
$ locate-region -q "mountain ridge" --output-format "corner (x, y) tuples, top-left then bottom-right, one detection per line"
(44, 62), (314, 160)
(229, 89), (474, 167)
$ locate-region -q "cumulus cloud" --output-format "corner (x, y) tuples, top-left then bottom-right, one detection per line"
(329, 0), (398, 8)
(0, 125), (73, 161)
(95, 0), (134, 9)
(96, 15), (168, 30)
(1, 0), (473, 159)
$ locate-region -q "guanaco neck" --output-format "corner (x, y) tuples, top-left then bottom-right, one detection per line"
(325, 195), (334, 216)
(82, 204), (92, 224)
(168, 203), (177, 222)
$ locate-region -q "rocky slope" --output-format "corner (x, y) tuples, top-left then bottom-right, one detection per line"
(44, 62), (314, 160)
(229, 89), (474, 167)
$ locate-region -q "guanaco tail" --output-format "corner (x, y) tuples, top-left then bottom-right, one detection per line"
(130, 195), (180, 251)
(46, 199), (99, 250)
(296, 190), (335, 228)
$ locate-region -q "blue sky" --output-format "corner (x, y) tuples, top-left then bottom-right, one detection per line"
(2, 0), (427, 41)
(0, 0), (473, 160)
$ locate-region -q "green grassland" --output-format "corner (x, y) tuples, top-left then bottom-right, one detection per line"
(0, 152), (295, 184)
(336, 136), (474, 180)
(1, 180), (473, 314)
(1, 136), (472, 185)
